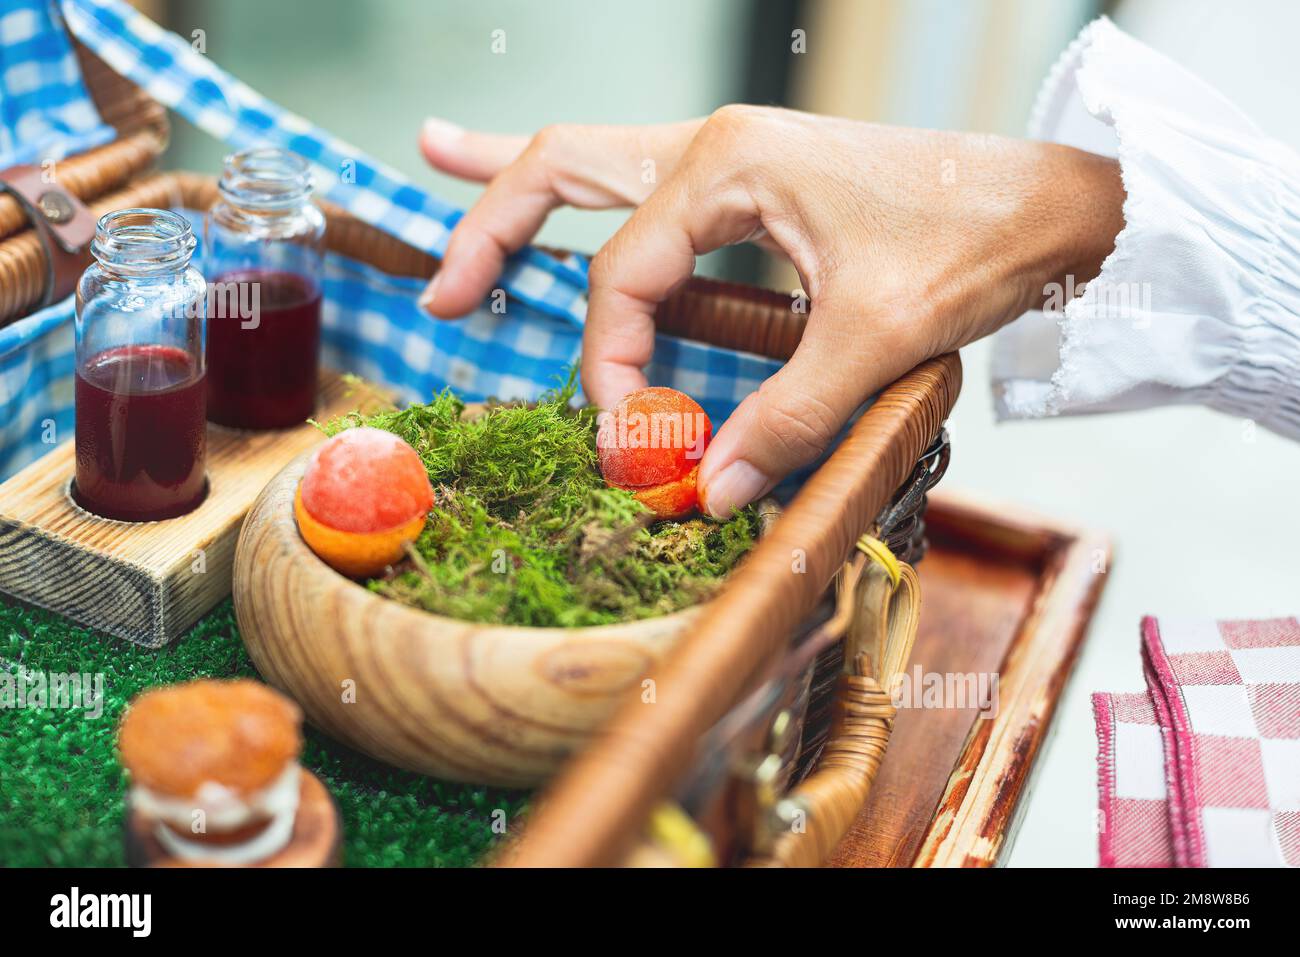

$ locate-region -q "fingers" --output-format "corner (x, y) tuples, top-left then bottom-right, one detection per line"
(697, 305), (910, 518)
(421, 156), (562, 317)
(419, 119), (703, 318)
(420, 118), (529, 183)
(581, 171), (761, 409)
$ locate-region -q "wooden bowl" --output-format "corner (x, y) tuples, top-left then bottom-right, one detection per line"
(234, 453), (765, 787)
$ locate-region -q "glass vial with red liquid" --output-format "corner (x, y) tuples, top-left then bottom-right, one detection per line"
(74, 208), (208, 522)
(204, 147), (325, 429)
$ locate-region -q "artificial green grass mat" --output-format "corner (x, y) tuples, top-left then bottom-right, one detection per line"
(0, 596), (528, 867)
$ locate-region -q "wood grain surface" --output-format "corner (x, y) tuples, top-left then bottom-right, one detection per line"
(234, 453), (782, 787)
(0, 371), (382, 648)
(828, 486), (1110, 867)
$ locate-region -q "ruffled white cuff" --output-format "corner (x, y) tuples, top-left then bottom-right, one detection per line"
(991, 17), (1300, 440)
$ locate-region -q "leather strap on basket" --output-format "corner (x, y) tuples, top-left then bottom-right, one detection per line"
(0, 164), (96, 309)
(751, 536), (921, 867)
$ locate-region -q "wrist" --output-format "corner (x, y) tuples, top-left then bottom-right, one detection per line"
(1025, 143), (1126, 311)
(914, 138), (1126, 354)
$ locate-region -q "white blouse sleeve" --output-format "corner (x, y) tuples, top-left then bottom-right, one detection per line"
(991, 17), (1300, 440)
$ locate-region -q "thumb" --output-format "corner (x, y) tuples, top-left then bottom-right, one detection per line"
(697, 317), (899, 518)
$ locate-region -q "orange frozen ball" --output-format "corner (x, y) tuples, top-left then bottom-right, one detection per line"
(597, 387), (712, 487)
(296, 427), (434, 578)
(627, 466), (700, 520)
(597, 387), (712, 519)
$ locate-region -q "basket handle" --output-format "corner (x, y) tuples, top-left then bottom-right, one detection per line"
(752, 538), (920, 867)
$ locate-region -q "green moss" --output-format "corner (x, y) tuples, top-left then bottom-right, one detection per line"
(321, 374), (759, 627)
(320, 372), (601, 518)
(0, 597), (527, 867)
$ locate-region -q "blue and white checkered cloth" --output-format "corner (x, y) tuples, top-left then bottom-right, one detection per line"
(0, 0), (783, 480)
(0, 0), (114, 167)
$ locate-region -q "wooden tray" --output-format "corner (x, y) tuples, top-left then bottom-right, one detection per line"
(0, 370), (384, 648)
(828, 487), (1109, 867)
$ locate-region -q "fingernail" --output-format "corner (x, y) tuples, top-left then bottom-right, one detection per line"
(701, 460), (770, 518)
(418, 274), (441, 312)
(422, 117), (464, 143)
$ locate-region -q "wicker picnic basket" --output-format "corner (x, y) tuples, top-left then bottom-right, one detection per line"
(0, 36), (961, 867)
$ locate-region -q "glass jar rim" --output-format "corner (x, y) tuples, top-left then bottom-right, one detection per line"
(219, 146), (314, 210)
(91, 208), (197, 271)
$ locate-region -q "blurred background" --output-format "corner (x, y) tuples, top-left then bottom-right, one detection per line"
(139, 0), (1298, 866)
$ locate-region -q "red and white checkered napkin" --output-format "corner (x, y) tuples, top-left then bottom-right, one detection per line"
(1094, 616), (1300, 868)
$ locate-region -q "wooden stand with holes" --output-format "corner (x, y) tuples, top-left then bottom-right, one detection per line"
(0, 371), (388, 648)
(125, 769), (342, 868)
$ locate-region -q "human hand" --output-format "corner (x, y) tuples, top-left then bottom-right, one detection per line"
(419, 107), (1124, 516)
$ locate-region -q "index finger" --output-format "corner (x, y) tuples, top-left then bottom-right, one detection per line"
(582, 175), (760, 408)
(419, 118), (530, 183)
